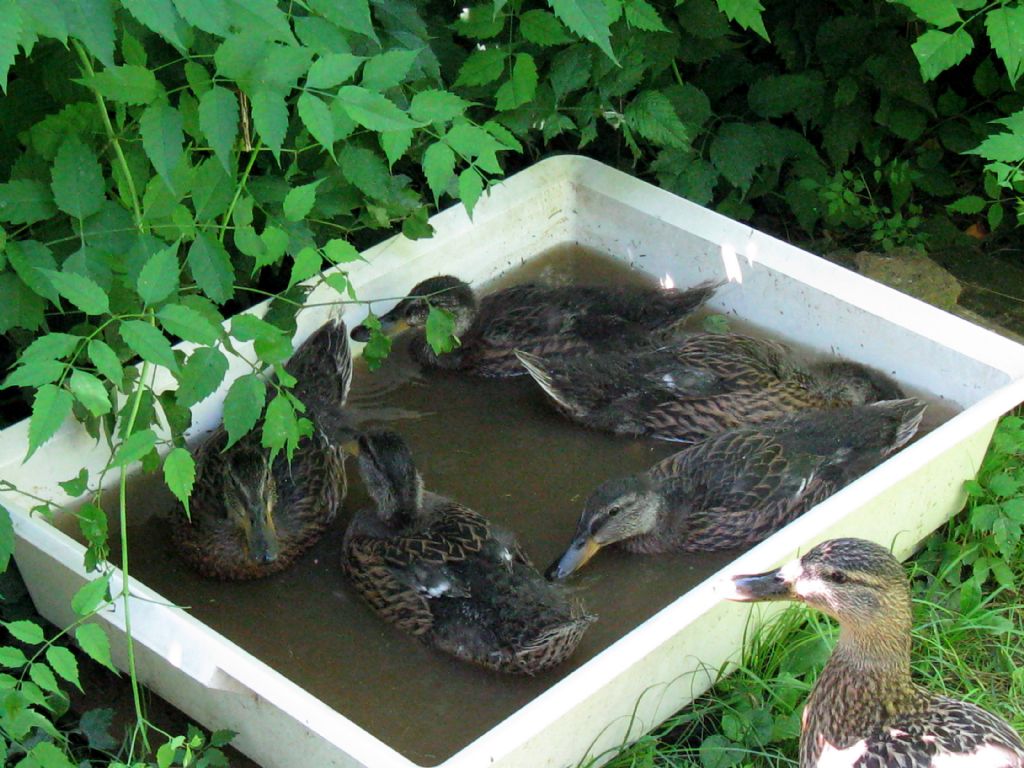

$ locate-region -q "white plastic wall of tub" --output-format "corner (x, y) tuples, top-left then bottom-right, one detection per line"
(4, 155), (1024, 768)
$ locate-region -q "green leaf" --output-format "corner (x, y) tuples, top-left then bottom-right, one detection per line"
(454, 5), (505, 38)
(624, 0), (668, 31)
(45, 646), (81, 691)
(261, 394), (306, 462)
(80, 64), (160, 105)
(137, 240), (181, 306)
(325, 273), (349, 295)
(549, 0), (618, 63)
(338, 85), (419, 132)
(172, 0), (229, 36)
(164, 447), (195, 515)
(339, 144), (390, 200)
(458, 168), (484, 218)
(283, 180), (322, 222)
(0, 503), (13, 572)
(495, 53), (538, 111)
(51, 136), (104, 219)
(1, 359), (63, 389)
(75, 623), (115, 671)
(380, 129), (413, 168)
(20, 0), (69, 44)
(297, 92), (336, 157)
(25, 742), (76, 768)
(28, 384), (73, 459)
(323, 238), (360, 263)
(112, 429), (157, 467)
(425, 306), (458, 354)
(5, 620), (44, 645)
(748, 73), (825, 125)
(69, 370), (111, 417)
(710, 122), (764, 191)
(0, 645), (27, 667)
(76, 502), (107, 550)
(454, 48), (507, 87)
(988, 202), (1005, 231)
(140, 103), (185, 191)
(912, 28), (974, 81)
(625, 90), (690, 149)
(361, 48), (420, 91)
(409, 90), (469, 125)
(0, 180), (57, 225)
(59, 468), (89, 497)
(198, 86), (238, 173)
(231, 314), (283, 342)
(250, 89), (289, 159)
(120, 320), (179, 372)
(20, 333), (80, 364)
(893, 0), (960, 27)
(88, 339), (123, 387)
(222, 374), (266, 448)
(985, 6), (1024, 87)
(422, 141), (456, 203)
(253, 226), (289, 272)
(187, 233), (235, 304)
(39, 269), (109, 315)
(306, 53), (363, 88)
(29, 662), (60, 693)
(65, 0), (115, 67)
(947, 195), (986, 214)
(715, 0), (769, 41)
(158, 304), (221, 345)
(0, 0), (21, 93)
(8, 240), (58, 306)
(288, 246), (321, 289)
(176, 347), (228, 407)
(123, 0), (187, 50)
(519, 10), (573, 44)
(308, 0), (378, 43)
(968, 131), (1024, 163)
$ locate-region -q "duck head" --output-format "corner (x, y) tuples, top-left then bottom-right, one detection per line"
(546, 475), (664, 580)
(351, 276), (478, 342)
(219, 446), (280, 564)
(354, 429), (424, 527)
(811, 361), (905, 406)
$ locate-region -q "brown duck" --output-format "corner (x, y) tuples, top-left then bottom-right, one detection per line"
(725, 538), (1024, 768)
(547, 399), (925, 579)
(173, 318), (351, 579)
(350, 274), (718, 377)
(517, 332), (906, 442)
(343, 429), (595, 674)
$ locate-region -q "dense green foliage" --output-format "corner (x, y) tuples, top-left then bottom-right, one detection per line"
(0, 0), (1021, 765)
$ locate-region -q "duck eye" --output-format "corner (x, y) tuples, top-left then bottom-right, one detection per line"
(826, 570), (848, 584)
(607, 506), (621, 518)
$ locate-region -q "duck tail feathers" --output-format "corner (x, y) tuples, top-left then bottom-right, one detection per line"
(515, 349), (575, 413)
(870, 397), (927, 454)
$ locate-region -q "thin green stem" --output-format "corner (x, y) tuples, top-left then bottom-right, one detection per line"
(219, 141), (263, 244)
(73, 41), (144, 232)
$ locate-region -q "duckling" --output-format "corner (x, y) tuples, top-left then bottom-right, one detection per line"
(343, 429), (595, 674)
(547, 399), (925, 579)
(173, 318), (351, 579)
(517, 333), (906, 442)
(349, 275), (719, 377)
(723, 538), (1024, 768)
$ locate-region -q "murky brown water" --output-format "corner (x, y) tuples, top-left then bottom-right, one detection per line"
(58, 246), (956, 765)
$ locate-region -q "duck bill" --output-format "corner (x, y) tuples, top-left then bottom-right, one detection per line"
(351, 310), (411, 342)
(247, 506), (281, 564)
(723, 569), (792, 602)
(545, 535), (601, 580)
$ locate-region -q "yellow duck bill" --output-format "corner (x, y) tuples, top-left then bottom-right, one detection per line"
(725, 568), (793, 602)
(545, 535), (601, 580)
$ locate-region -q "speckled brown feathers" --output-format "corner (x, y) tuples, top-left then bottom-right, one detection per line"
(727, 538), (1024, 768)
(351, 275), (719, 377)
(343, 430), (594, 674)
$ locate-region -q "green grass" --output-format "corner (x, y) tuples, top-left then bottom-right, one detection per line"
(598, 415), (1024, 768)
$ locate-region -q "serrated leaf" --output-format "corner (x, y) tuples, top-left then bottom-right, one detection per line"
(625, 90), (689, 148)
(968, 131), (1024, 163)
(20, 332), (80, 364)
(624, 0), (668, 31)
(80, 64), (160, 105)
(140, 103), (185, 191)
(112, 428), (157, 467)
(340, 144), (390, 200)
(29, 662), (60, 693)
(0, 179), (57, 225)
(288, 246), (321, 289)
(0, 645), (27, 667)
(51, 136), (104, 219)
(0, 503), (11, 572)
(306, 53), (363, 88)
(172, 0), (229, 36)
(519, 9), (573, 45)
(380, 129), (413, 167)
(75, 623), (115, 671)
(454, 47), (507, 87)
(262, 394), (307, 462)
(137, 240), (181, 305)
(45, 646), (81, 690)
(297, 92), (336, 158)
(0, 0), (21, 93)
(250, 89), (289, 159)
(1, 359), (63, 389)
(65, 0), (115, 67)
(715, 0), (769, 41)
(5, 620), (44, 645)
(76, 502), (107, 549)
(120, 320), (179, 372)
(483, 120), (523, 151)
(26, 742), (76, 768)
(28, 384), (73, 459)
(123, 0), (187, 50)
(409, 89), (469, 124)
(187, 233), (235, 304)
(710, 122), (764, 191)
(550, 45), (592, 99)
(912, 28), (974, 81)
(88, 339), (123, 387)
(70, 370), (111, 416)
(338, 85), (419, 132)
(361, 48), (420, 92)
(223, 374), (266, 447)
(425, 306), (458, 354)
(79, 708), (118, 751)
(59, 468), (89, 497)
(39, 269), (108, 315)
(422, 141), (456, 203)
(458, 167), (484, 218)
(175, 346), (228, 407)
(495, 53), (537, 111)
(252, 226), (288, 272)
(947, 195), (986, 214)
(323, 238), (360, 263)
(308, 0), (378, 43)
(325, 272), (349, 295)
(198, 86), (238, 173)
(894, 0), (960, 27)
(985, 6), (1024, 87)
(157, 304), (221, 345)
(283, 180), (322, 222)
(549, 0), (617, 63)
(164, 447), (195, 514)
(748, 73), (825, 125)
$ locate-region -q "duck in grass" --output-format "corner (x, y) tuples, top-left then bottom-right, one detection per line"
(546, 399), (925, 580)
(349, 274), (719, 377)
(343, 429), (595, 674)
(173, 318), (352, 580)
(723, 538), (1024, 768)
(516, 333), (906, 443)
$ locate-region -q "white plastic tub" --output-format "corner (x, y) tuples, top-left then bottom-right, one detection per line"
(4, 155), (1024, 768)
